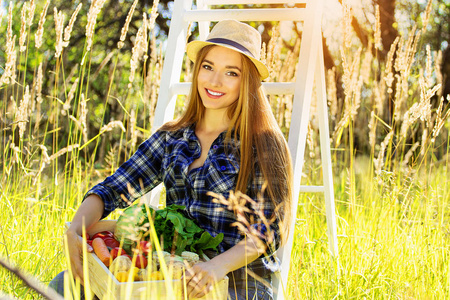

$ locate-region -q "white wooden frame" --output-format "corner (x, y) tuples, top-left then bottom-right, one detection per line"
(144, 1), (338, 299)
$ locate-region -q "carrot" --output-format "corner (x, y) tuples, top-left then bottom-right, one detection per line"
(92, 237), (111, 267)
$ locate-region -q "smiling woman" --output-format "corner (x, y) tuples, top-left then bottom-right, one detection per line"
(52, 19), (293, 300)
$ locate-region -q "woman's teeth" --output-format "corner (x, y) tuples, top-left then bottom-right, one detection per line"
(207, 89), (224, 96)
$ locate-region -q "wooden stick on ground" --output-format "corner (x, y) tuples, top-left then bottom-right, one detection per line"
(0, 256), (64, 300)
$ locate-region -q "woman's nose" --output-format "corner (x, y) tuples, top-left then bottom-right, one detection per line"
(209, 71), (222, 87)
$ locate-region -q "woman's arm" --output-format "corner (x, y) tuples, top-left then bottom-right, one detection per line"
(184, 234), (265, 299)
(65, 194), (104, 282)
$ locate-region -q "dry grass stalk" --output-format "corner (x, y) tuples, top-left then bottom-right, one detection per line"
(342, 1), (352, 49)
(80, 93), (88, 143)
(62, 78), (79, 116)
(85, 0), (107, 52)
(307, 122), (315, 158)
(374, 4), (382, 50)
(361, 40), (373, 84)
(129, 13), (148, 87)
(1, 3), (16, 85)
(92, 51), (115, 80)
(118, 0), (138, 49)
(6, 1), (12, 44)
(49, 144), (80, 161)
(148, 50), (163, 126)
(401, 142), (419, 167)
(35, 0), (50, 49)
(420, 125), (428, 157)
(374, 131), (393, 176)
(54, 7), (65, 58)
(208, 190), (274, 254)
(63, 3), (82, 47)
(287, 38), (300, 80)
(265, 25), (280, 79)
(19, 3), (28, 52)
(15, 85), (31, 139)
(36, 63), (43, 103)
(260, 42), (267, 67)
(384, 37), (400, 94)
(100, 120), (126, 133)
(435, 50), (443, 98)
(368, 111), (377, 149)
(130, 109), (138, 149)
(27, 0), (35, 26)
(422, 0), (433, 32)
(431, 95), (450, 143)
(327, 67), (338, 121)
(148, 0), (159, 31)
(399, 77), (440, 139)
(374, 72), (387, 115)
(425, 45), (433, 88)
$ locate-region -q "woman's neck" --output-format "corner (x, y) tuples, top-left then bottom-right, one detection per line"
(197, 108), (230, 134)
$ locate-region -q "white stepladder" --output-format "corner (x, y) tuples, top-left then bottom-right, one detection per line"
(145, 1), (338, 299)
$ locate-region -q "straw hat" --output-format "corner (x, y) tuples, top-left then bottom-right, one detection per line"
(186, 20), (269, 80)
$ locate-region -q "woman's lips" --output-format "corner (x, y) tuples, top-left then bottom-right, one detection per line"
(206, 88), (225, 98)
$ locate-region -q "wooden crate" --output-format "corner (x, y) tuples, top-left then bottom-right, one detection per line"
(65, 220), (229, 300)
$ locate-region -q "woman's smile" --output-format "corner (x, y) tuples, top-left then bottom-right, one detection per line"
(205, 88), (225, 98)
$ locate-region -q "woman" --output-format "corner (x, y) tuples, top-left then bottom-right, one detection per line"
(51, 19), (293, 300)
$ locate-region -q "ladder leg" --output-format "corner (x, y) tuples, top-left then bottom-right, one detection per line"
(315, 38), (339, 257)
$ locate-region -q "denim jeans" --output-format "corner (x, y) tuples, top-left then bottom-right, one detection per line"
(227, 276), (273, 300)
(49, 270), (273, 299)
(48, 271), (99, 300)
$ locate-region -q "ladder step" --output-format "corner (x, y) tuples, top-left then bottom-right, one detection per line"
(203, 0), (306, 5)
(184, 8), (306, 22)
(299, 185), (325, 193)
(171, 82), (295, 96)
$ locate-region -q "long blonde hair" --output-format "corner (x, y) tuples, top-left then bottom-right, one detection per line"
(161, 45), (293, 244)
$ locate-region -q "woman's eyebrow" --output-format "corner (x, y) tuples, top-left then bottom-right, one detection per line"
(203, 59), (241, 72)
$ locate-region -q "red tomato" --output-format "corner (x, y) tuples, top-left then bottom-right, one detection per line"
(92, 231), (114, 240)
(110, 247), (126, 260)
(135, 254), (148, 269)
(103, 237), (120, 248)
(121, 253), (132, 260)
(137, 241), (152, 256)
(86, 240), (93, 247)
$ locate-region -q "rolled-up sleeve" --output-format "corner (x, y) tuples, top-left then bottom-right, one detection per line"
(84, 130), (166, 219)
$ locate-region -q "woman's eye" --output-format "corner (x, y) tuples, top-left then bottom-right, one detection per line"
(202, 64), (212, 70)
(227, 71), (239, 77)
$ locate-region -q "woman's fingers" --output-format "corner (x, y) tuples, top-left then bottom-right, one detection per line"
(65, 230), (88, 282)
(187, 274), (211, 299)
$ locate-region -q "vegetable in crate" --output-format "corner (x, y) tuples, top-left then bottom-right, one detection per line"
(114, 204), (154, 253)
(115, 204), (224, 256)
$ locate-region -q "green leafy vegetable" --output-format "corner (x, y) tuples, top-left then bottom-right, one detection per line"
(115, 203), (224, 256)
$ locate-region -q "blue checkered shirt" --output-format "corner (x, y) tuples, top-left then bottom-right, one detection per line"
(85, 124), (281, 279)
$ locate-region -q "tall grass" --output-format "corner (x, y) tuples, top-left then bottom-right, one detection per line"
(0, 0), (449, 299)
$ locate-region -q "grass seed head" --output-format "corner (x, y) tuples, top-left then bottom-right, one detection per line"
(54, 7), (65, 58)
(63, 3), (82, 46)
(118, 0), (138, 49)
(35, 0), (50, 49)
(19, 3), (28, 52)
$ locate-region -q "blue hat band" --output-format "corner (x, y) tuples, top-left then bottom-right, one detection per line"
(206, 38), (255, 59)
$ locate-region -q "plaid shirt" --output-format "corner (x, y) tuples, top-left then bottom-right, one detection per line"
(85, 124), (281, 279)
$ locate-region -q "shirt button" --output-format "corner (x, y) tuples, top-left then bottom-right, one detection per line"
(213, 145), (219, 150)
(220, 166), (226, 171)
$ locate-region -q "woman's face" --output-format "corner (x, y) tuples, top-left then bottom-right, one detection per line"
(197, 46), (242, 113)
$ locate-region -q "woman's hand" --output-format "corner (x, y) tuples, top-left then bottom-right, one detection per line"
(183, 261), (227, 299)
(65, 228), (93, 282)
